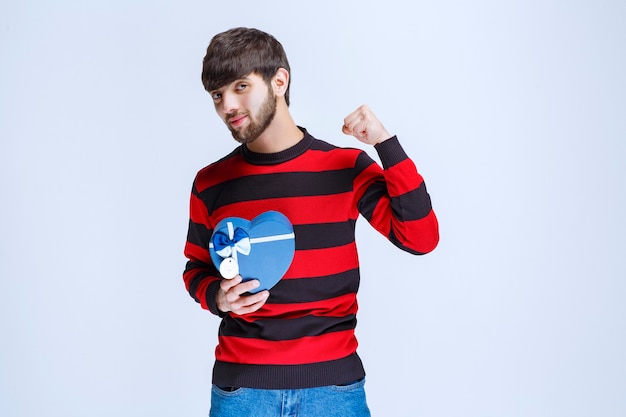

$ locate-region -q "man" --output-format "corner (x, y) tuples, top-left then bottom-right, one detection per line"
(183, 27), (439, 417)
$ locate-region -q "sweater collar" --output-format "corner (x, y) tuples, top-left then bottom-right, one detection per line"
(241, 127), (312, 165)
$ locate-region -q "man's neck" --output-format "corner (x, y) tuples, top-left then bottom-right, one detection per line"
(245, 103), (304, 154)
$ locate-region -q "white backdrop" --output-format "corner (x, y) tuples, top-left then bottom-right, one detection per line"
(1, 1), (625, 416)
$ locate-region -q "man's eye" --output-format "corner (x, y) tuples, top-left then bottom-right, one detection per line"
(211, 92), (222, 100)
(236, 83), (247, 91)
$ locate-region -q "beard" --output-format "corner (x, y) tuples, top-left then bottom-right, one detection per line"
(227, 88), (277, 144)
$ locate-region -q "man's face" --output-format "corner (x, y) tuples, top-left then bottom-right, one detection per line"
(210, 73), (277, 144)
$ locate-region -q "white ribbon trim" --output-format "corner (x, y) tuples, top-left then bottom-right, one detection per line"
(210, 232), (295, 249)
(249, 233), (295, 244)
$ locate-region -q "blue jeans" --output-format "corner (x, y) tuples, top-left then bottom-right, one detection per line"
(209, 378), (371, 417)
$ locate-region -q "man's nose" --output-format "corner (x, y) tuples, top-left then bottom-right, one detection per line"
(220, 91), (239, 115)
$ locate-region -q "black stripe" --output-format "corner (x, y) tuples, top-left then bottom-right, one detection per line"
(220, 314), (357, 341)
(357, 180), (386, 221)
(390, 182), (433, 221)
(269, 268), (360, 304)
(212, 353), (365, 389)
(186, 220), (212, 249)
(358, 181), (433, 223)
(198, 170), (355, 214)
(293, 221), (356, 250)
(308, 138), (338, 152)
(184, 263), (214, 303)
(389, 228), (427, 255)
(353, 152), (375, 177)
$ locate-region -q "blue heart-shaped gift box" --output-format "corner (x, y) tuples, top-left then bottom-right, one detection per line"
(209, 211), (295, 293)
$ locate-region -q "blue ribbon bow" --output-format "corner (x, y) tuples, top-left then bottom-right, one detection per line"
(212, 225), (251, 259)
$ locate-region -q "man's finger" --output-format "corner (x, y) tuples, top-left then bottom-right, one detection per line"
(235, 279), (261, 295)
(220, 274), (242, 291)
(232, 290), (270, 315)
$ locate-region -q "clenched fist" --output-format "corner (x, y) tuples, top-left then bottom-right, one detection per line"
(342, 104), (392, 145)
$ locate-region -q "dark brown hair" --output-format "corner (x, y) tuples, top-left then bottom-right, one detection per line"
(201, 27), (292, 106)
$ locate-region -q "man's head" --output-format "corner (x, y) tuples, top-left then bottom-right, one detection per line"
(201, 27), (291, 106)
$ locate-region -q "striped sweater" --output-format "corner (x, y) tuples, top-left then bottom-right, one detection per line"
(183, 128), (439, 389)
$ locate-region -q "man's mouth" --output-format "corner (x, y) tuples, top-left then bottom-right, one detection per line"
(228, 114), (248, 128)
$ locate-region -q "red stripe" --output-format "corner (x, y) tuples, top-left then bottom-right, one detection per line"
(393, 210), (440, 254)
(384, 159), (423, 196)
(352, 161), (381, 203)
(184, 241), (212, 264)
(285, 244), (359, 279)
(216, 330), (358, 365)
(189, 192), (210, 226)
(367, 200), (439, 254)
(194, 149), (362, 192)
(195, 156), (244, 192)
(368, 195), (392, 234)
(233, 293), (358, 322)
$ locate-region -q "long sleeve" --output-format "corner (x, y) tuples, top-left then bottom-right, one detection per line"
(182, 180), (223, 315)
(354, 136), (439, 254)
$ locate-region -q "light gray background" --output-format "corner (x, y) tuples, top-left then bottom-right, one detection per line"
(1, 1), (624, 416)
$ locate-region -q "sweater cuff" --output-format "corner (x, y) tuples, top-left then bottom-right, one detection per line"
(373, 136), (407, 169)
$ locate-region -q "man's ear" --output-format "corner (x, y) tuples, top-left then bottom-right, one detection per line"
(272, 68), (290, 97)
